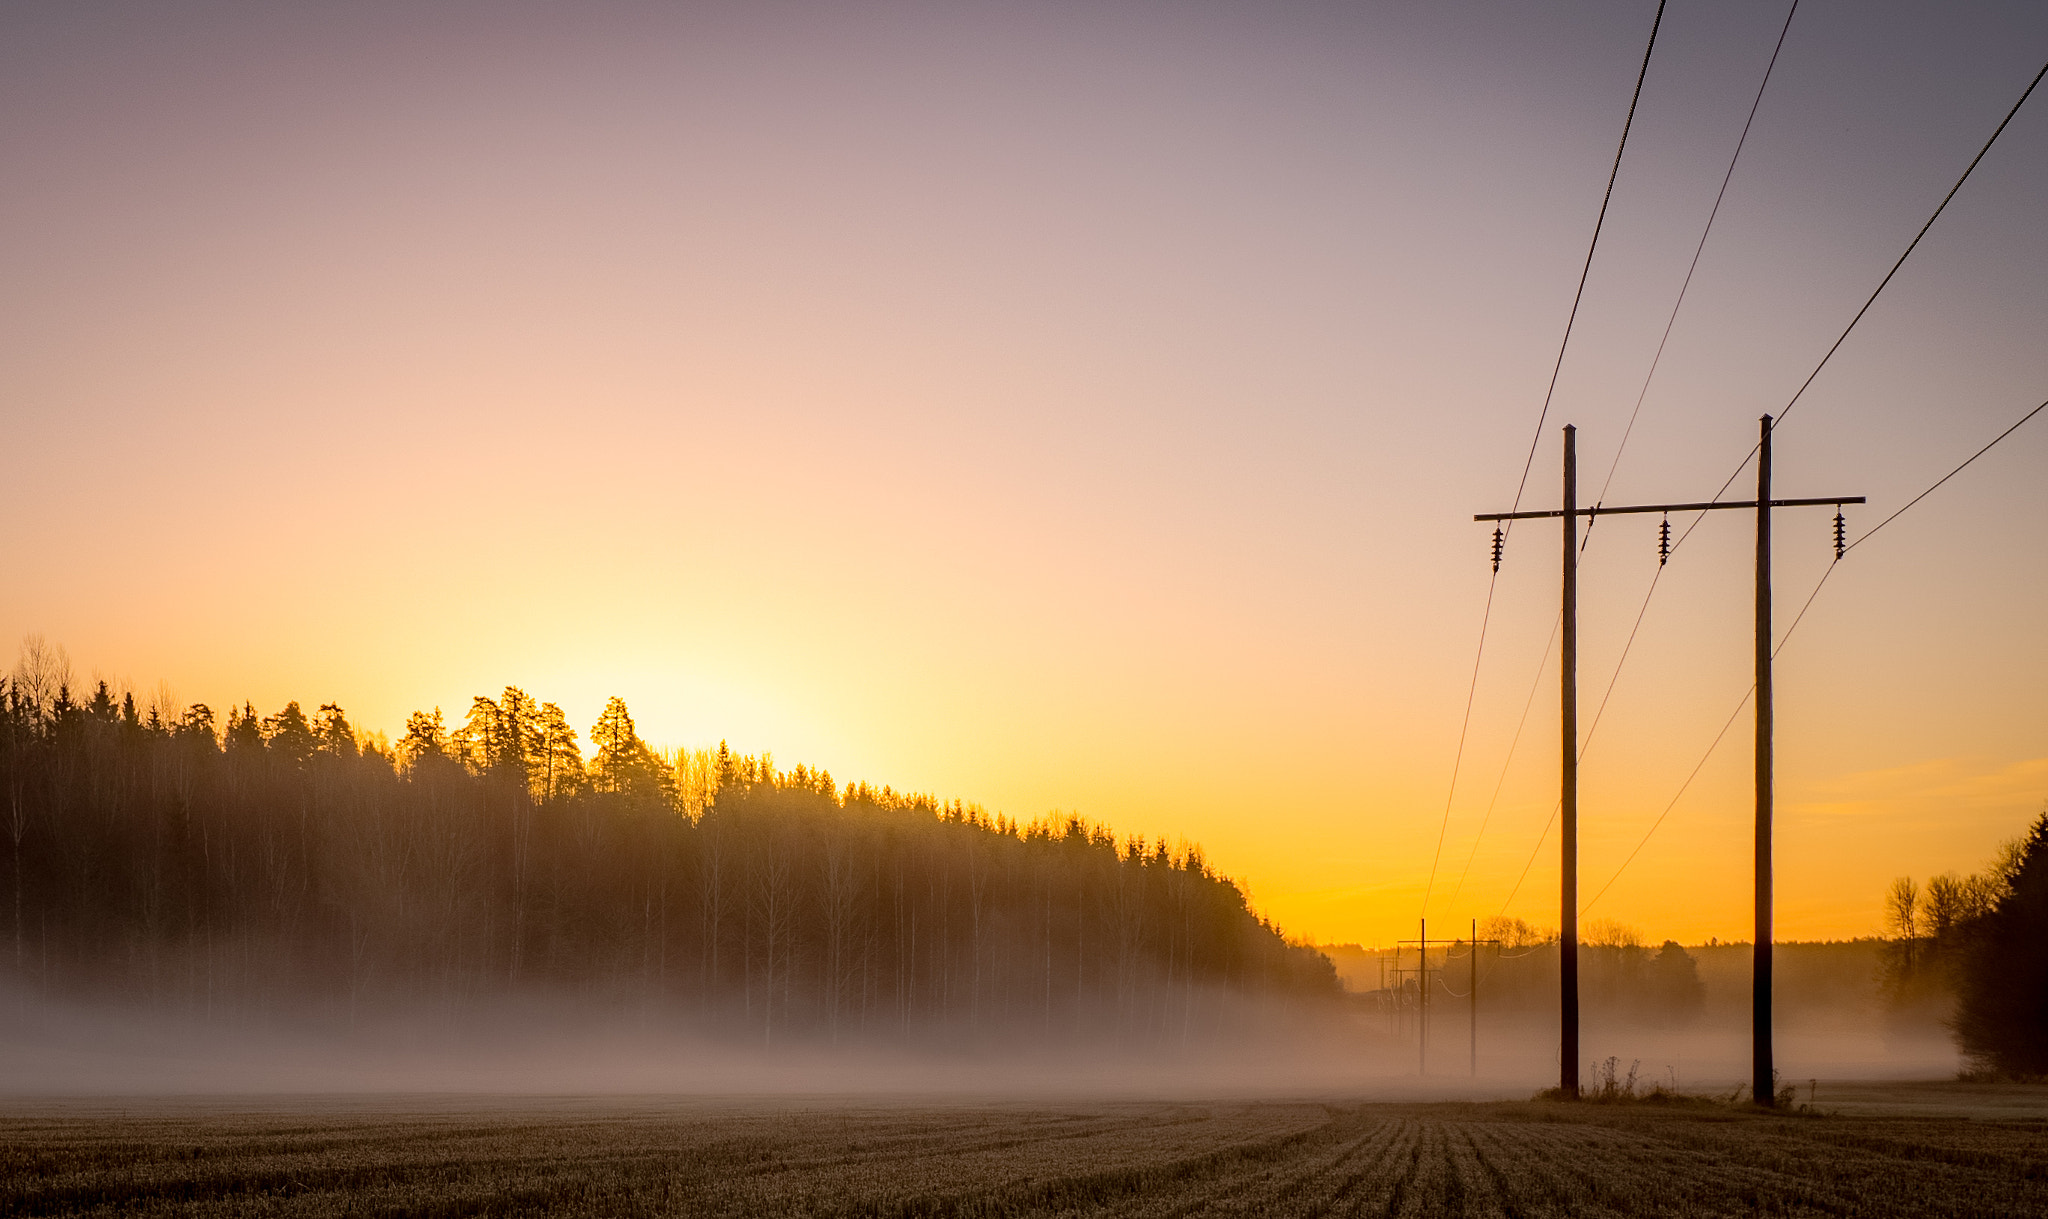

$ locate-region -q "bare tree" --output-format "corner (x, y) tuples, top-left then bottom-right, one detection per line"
(820, 827), (864, 1042)
(1886, 876), (1921, 940)
(12, 635), (70, 716)
(751, 825), (797, 1044)
(1887, 875), (1922, 979)
(1923, 873), (1969, 942)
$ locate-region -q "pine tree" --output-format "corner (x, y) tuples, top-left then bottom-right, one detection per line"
(534, 702), (583, 802)
(590, 697), (667, 800)
(398, 708), (448, 771)
(314, 704), (358, 760)
(451, 695), (503, 776)
(494, 686), (543, 788)
(263, 701), (317, 768)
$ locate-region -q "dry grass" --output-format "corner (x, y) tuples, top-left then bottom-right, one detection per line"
(3, 1092), (2046, 1217)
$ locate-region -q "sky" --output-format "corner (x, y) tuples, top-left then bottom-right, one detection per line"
(3, 0), (2045, 948)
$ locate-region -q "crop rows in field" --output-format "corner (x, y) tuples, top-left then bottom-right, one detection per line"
(3, 1097), (2047, 1217)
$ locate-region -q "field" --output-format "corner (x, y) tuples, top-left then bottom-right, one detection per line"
(5, 1087), (2048, 1217)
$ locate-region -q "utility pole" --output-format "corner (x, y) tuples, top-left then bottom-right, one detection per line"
(1476, 421), (1857, 1105)
(1754, 414), (1775, 1109)
(1468, 918), (1500, 1077)
(1560, 425), (1580, 1099)
(1406, 920), (1501, 1077)
(1399, 919), (1453, 1075)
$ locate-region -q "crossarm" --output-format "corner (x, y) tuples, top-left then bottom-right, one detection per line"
(1475, 495), (1863, 522)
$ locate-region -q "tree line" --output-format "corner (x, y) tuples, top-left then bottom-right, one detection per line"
(0, 640), (1337, 1044)
(1884, 809), (2048, 1076)
(1345, 917), (1704, 1029)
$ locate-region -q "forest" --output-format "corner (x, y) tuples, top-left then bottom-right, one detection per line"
(0, 641), (1337, 1046)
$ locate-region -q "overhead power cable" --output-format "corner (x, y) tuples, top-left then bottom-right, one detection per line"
(1505, 0), (1669, 518)
(1506, 55), (2048, 920)
(1420, 0), (1668, 921)
(1442, 613), (1559, 914)
(1579, 688), (1749, 917)
(1455, 5), (1783, 918)
(1683, 53), (2048, 528)
(1846, 395), (2048, 553)
(1770, 58), (2047, 436)
(1589, 0), (1801, 519)
(1579, 392), (2048, 913)
(1497, 798), (1559, 916)
(1481, 557), (1662, 918)
(1491, 549), (1672, 917)
(1578, 557), (1834, 916)
(1418, 576), (1499, 919)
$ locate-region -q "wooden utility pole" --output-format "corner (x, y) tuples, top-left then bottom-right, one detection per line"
(1468, 918), (1500, 1077)
(1560, 425), (1580, 1099)
(1399, 920), (1447, 1075)
(1405, 920), (1501, 1077)
(1754, 414), (1775, 1108)
(1476, 422), (1857, 1105)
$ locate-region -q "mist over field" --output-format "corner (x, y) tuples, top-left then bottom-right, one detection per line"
(1325, 935), (1961, 1092)
(0, 984), (1956, 1103)
(0, 936), (1957, 1101)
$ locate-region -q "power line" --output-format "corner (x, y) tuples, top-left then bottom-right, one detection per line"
(1666, 52), (2048, 540)
(1482, 430), (1860, 997)
(1590, 0), (1801, 517)
(1579, 687), (1748, 917)
(1442, 613), (1558, 914)
(1419, 575), (1499, 915)
(1491, 573), (1657, 920)
(1420, 0), (1669, 919)
(1847, 395), (2048, 553)
(1507, 56), (2048, 918)
(1490, 566), (1664, 917)
(1497, 798), (1558, 916)
(1460, 6), (1784, 918)
(1479, 35), (2044, 934)
(1490, 562), (1661, 919)
(1577, 563), (1666, 752)
(1578, 392), (2048, 912)
(1506, 0), (1669, 517)
(1578, 558), (1827, 917)
(1770, 58), (2046, 435)
(1659, 54), (2047, 561)
(1489, 552), (1670, 919)
(1581, 524), (1838, 917)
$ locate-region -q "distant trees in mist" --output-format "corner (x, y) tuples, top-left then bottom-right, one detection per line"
(1471, 919), (1703, 1028)
(1331, 916), (1704, 1030)
(0, 640), (1336, 1043)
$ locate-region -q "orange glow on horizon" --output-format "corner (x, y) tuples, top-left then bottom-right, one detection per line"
(3, 2), (2045, 951)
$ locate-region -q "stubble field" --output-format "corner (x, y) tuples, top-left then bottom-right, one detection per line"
(4, 1089), (2046, 1218)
